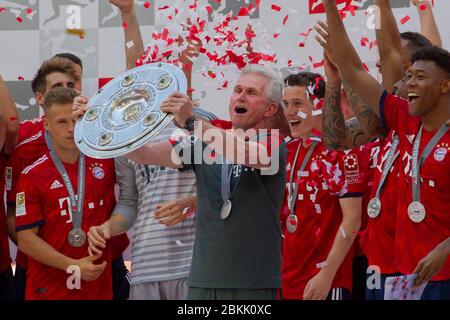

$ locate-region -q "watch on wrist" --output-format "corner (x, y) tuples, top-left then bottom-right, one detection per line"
(183, 115), (198, 132)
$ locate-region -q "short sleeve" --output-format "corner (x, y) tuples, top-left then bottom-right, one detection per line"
(5, 151), (21, 205)
(338, 149), (365, 198)
(379, 91), (409, 135)
(113, 157), (139, 225)
(15, 173), (45, 232)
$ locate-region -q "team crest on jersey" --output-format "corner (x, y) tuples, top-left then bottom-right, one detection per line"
(16, 192), (26, 217)
(90, 163), (105, 180)
(434, 143), (449, 162)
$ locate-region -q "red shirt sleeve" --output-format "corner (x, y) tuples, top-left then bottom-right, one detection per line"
(339, 148), (365, 198)
(379, 91), (410, 136)
(15, 172), (45, 231)
(5, 150), (21, 204)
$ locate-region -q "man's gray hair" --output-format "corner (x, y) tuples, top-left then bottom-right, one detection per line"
(239, 64), (284, 104)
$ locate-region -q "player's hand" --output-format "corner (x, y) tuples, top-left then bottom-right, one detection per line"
(73, 95), (89, 120)
(109, 0), (135, 13)
(154, 197), (196, 226)
(76, 253), (108, 281)
(87, 223), (111, 256)
(303, 270), (333, 300)
(160, 92), (194, 128)
(413, 242), (449, 289)
(314, 21), (337, 67)
(411, 0), (431, 7)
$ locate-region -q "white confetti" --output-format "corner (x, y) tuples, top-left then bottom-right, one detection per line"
(428, 180), (435, 187)
(297, 111), (307, 119)
(312, 109), (323, 116)
(298, 170), (309, 177)
(340, 226), (347, 238)
(183, 207), (190, 215)
(298, 194), (304, 201)
(175, 240), (184, 246)
(126, 41), (135, 49)
(314, 203), (321, 213)
(316, 261), (328, 269)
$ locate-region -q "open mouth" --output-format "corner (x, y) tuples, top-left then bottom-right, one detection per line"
(289, 119), (302, 128)
(234, 106), (248, 114)
(408, 92), (420, 103)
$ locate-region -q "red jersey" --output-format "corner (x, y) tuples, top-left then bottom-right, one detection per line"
(380, 92), (450, 281)
(359, 130), (400, 274)
(7, 131), (129, 265)
(15, 153), (116, 300)
(281, 138), (364, 299)
(353, 139), (380, 257)
(18, 117), (44, 143)
(0, 153), (12, 273)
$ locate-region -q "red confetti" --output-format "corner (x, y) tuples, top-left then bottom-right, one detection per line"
(400, 15), (410, 25)
(16, 16), (23, 23)
(158, 5), (170, 10)
(287, 59), (293, 67)
(26, 8), (33, 15)
(419, 4), (427, 11)
(271, 4), (281, 12)
(362, 63), (369, 72)
(255, 0), (261, 7)
(282, 14), (289, 25)
(144, 1), (151, 9)
(0, 8), (6, 13)
(313, 60), (324, 68)
(122, 22), (128, 29)
(238, 7), (249, 16)
(187, 88), (196, 94)
(17, 76), (24, 81)
(206, 5), (213, 15)
(312, 128), (322, 137)
(360, 37), (369, 47)
(273, 33), (280, 39)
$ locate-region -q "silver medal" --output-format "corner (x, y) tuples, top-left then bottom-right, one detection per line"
(407, 201), (426, 223)
(68, 228), (87, 247)
(367, 197), (382, 219)
(220, 200), (232, 220)
(286, 214), (298, 233)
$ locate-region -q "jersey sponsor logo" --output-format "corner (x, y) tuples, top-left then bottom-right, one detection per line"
(343, 154), (361, 184)
(434, 144), (449, 162)
(5, 167), (12, 191)
(16, 192), (26, 217)
(50, 179), (63, 190)
(90, 163), (105, 180)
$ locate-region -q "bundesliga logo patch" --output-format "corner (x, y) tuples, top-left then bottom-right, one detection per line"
(16, 192), (26, 217)
(90, 164), (105, 180)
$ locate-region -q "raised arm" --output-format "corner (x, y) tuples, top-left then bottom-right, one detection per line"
(317, 25), (383, 150)
(111, 0), (145, 70)
(412, 0), (442, 48)
(375, 0), (404, 92)
(322, 0), (385, 116)
(0, 75), (19, 153)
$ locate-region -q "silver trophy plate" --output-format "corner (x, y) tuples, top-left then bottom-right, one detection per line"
(75, 62), (187, 159)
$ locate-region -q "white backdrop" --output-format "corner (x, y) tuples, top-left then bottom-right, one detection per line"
(0, 0), (449, 121)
